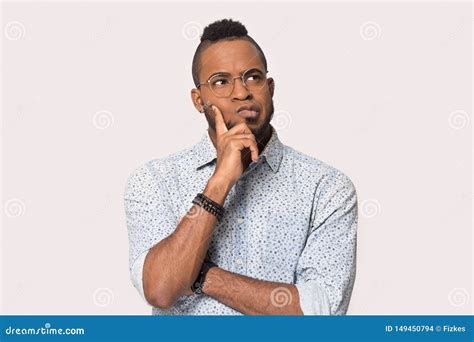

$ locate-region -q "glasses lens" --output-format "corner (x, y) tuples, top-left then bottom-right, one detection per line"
(243, 70), (267, 91)
(209, 74), (233, 97)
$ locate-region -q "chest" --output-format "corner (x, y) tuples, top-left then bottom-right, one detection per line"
(168, 162), (315, 282)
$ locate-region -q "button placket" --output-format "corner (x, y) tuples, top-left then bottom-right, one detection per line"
(233, 180), (247, 273)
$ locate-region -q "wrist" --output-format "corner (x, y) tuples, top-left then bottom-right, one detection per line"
(191, 260), (218, 295)
(201, 266), (219, 295)
(203, 175), (233, 205)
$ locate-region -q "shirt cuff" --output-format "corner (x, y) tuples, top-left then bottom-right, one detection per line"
(131, 250), (149, 305)
(295, 280), (331, 315)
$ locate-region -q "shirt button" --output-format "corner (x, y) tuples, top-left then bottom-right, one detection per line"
(237, 217), (244, 224)
(235, 258), (243, 265)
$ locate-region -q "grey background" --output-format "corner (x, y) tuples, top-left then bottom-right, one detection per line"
(1, 1), (472, 314)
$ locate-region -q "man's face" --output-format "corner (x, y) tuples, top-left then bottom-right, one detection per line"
(191, 39), (275, 142)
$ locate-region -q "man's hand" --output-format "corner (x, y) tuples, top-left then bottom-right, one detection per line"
(211, 104), (259, 187)
(183, 287), (194, 296)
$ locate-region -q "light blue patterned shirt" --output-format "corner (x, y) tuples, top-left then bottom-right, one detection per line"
(124, 124), (358, 315)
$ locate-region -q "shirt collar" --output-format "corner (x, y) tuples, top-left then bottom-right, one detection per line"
(194, 124), (284, 173)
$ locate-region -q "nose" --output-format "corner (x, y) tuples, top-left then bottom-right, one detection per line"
(232, 77), (252, 101)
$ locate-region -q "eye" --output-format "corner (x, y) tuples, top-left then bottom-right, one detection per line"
(246, 74), (262, 82)
(211, 78), (230, 87)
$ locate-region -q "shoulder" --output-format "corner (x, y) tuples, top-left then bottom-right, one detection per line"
(124, 142), (197, 195)
(282, 144), (356, 191)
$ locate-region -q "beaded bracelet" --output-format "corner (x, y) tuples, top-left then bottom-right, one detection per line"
(191, 193), (225, 221)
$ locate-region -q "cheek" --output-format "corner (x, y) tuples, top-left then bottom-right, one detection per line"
(256, 95), (272, 116)
(215, 101), (233, 117)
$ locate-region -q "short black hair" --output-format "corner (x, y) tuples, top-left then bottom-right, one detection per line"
(191, 19), (268, 88)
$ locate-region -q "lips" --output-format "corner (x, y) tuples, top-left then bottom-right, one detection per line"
(237, 104), (260, 119)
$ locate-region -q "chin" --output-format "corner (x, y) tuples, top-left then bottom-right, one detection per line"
(252, 123), (271, 139)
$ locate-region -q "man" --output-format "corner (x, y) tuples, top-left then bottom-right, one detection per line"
(124, 19), (358, 315)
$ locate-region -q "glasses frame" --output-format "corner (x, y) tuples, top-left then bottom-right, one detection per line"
(197, 68), (269, 98)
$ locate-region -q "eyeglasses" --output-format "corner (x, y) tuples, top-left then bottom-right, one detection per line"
(197, 68), (269, 98)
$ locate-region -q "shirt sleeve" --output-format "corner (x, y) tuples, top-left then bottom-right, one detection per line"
(295, 279), (331, 315)
(131, 250), (148, 304)
(295, 170), (358, 315)
(124, 161), (178, 304)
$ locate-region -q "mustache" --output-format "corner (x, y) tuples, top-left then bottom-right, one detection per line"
(202, 102), (261, 117)
(202, 101), (274, 136)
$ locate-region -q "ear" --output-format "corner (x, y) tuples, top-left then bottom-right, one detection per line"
(191, 88), (204, 112)
(267, 77), (275, 97)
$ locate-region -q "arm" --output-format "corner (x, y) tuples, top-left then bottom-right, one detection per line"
(294, 171), (358, 315)
(124, 163), (224, 309)
(142, 175), (231, 309)
(125, 105), (260, 309)
(202, 267), (304, 315)
(200, 170), (357, 316)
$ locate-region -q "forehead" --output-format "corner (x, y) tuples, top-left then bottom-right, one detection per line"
(198, 39), (265, 79)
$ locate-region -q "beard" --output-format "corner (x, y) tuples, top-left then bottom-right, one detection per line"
(204, 100), (274, 142)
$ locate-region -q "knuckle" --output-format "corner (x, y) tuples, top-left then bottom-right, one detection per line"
(236, 123), (249, 131)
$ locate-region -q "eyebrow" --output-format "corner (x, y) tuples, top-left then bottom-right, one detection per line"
(208, 71), (230, 79)
(207, 67), (263, 80)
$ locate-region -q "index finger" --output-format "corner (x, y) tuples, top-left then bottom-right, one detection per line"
(211, 104), (228, 136)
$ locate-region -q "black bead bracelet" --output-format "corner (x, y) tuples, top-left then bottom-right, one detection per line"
(191, 193), (225, 221)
